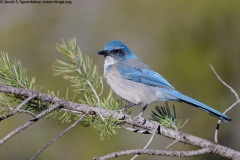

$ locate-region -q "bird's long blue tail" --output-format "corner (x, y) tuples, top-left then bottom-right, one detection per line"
(161, 88), (231, 122)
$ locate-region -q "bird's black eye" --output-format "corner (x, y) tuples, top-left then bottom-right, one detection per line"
(113, 49), (119, 54)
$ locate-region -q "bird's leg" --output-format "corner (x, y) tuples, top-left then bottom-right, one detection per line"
(118, 103), (136, 120)
(138, 105), (148, 117)
(118, 103), (137, 112)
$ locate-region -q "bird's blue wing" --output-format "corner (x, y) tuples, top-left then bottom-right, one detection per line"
(117, 66), (175, 89)
(116, 65), (231, 122)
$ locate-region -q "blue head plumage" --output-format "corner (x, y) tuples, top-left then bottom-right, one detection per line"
(98, 40), (136, 61)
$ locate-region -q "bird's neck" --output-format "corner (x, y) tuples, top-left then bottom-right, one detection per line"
(104, 56), (116, 75)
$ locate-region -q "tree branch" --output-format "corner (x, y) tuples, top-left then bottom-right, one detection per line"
(0, 84), (239, 159)
(94, 148), (211, 160)
(131, 125), (159, 160)
(0, 94), (37, 121)
(12, 109), (36, 118)
(31, 114), (86, 160)
(0, 102), (61, 145)
(210, 64), (240, 143)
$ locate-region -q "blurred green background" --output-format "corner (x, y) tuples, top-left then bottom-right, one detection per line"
(0, 0), (239, 160)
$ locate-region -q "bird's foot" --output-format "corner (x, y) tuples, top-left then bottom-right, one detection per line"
(117, 108), (127, 120)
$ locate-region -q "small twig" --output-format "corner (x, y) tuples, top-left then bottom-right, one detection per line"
(0, 94), (37, 121)
(12, 109), (36, 118)
(76, 68), (104, 121)
(76, 68), (100, 105)
(165, 139), (179, 149)
(0, 103), (60, 145)
(94, 148), (210, 160)
(165, 126), (180, 149)
(31, 114), (86, 160)
(210, 64), (239, 100)
(131, 125), (159, 160)
(214, 100), (240, 143)
(60, 108), (82, 114)
(210, 64), (240, 143)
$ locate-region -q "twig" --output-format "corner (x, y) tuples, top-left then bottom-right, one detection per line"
(165, 126), (180, 149)
(0, 94), (37, 121)
(60, 108), (82, 114)
(165, 139), (179, 149)
(76, 68), (104, 121)
(0, 103), (60, 145)
(210, 64), (240, 143)
(12, 109), (36, 118)
(31, 114), (86, 160)
(94, 148), (210, 160)
(210, 64), (239, 100)
(76, 68), (100, 105)
(131, 125), (159, 160)
(214, 100), (240, 143)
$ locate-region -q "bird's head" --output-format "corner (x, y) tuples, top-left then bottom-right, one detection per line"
(98, 40), (136, 62)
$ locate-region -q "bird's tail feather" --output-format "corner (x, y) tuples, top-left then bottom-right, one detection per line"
(161, 89), (231, 122)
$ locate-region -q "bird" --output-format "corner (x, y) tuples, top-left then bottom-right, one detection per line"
(98, 40), (231, 122)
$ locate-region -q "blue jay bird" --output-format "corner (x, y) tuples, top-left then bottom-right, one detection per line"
(98, 40), (231, 122)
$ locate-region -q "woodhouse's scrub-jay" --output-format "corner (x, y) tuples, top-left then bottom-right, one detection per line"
(98, 40), (231, 122)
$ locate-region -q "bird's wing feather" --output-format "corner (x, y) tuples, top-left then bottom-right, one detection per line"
(161, 88), (231, 121)
(116, 65), (231, 122)
(117, 66), (175, 89)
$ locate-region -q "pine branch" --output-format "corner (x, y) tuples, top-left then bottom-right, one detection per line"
(0, 40), (238, 159)
(0, 102), (61, 145)
(0, 94), (37, 121)
(0, 84), (239, 159)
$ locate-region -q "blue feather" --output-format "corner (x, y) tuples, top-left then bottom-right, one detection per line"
(117, 66), (174, 89)
(160, 88), (231, 121)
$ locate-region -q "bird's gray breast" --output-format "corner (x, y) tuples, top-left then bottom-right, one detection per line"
(104, 63), (160, 106)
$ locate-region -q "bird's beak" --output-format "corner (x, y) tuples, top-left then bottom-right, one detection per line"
(98, 50), (109, 56)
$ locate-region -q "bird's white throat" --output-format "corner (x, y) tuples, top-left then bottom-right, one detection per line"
(104, 56), (116, 74)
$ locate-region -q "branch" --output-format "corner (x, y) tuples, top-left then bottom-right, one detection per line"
(0, 85), (239, 159)
(31, 114), (86, 160)
(210, 64), (239, 100)
(0, 103), (61, 145)
(76, 68), (101, 106)
(76, 67), (104, 121)
(210, 64), (240, 143)
(131, 125), (159, 160)
(0, 94), (37, 121)
(12, 109), (36, 118)
(94, 148), (210, 160)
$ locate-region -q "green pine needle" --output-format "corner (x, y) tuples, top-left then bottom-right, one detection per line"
(53, 38), (122, 140)
(150, 103), (188, 130)
(0, 52), (36, 90)
(53, 38), (103, 102)
(0, 39), (127, 140)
